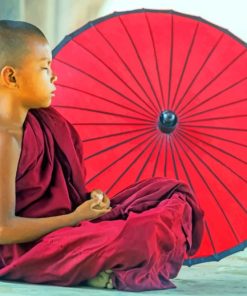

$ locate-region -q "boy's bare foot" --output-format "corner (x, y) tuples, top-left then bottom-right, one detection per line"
(85, 269), (114, 289)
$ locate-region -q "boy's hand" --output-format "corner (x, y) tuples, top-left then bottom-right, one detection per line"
(90, 189), (111, 210)
(73, 198), (112, 222)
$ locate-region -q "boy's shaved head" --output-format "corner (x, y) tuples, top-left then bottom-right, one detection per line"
(0, 20), (47, 69)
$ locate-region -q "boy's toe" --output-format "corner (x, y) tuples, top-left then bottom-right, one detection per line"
(106, 278), (113, 289)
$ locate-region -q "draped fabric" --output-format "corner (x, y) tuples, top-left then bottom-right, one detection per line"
(0, 106), (204, 291)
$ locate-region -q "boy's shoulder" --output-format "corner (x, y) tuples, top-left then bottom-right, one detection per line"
(0, 121), (23, 149)
(0, 122), (23, 191)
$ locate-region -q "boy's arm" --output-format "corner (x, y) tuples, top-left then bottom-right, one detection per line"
(0, 130), (78, 245)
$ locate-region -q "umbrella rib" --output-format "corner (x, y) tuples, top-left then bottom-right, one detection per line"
(169, 134), (179, 179)
(178, 127), (247, 165)
(135, 134), (161, 182)
(94, 25), (158, 116)
(177, 131), (247, 214)
(86, 133), (156, 186)
(179, 123), (247, 133)
(106, 134), (159, 194)
(204, 221), (218, 257)
(172, 134), (194, 190)
(152, 136), (164, 177)
(55, 57), (156, 117)
(72, 39), (158, 117)
(179, 128), (247, 148)
(53, 105), (153, 123)
(177, 48), (247, 116)
(179, 129), (247, 183)
(85, 128), (156, 160)
(83, 127), (153, 143)
(144, 12), (163, 110)
(182, 114), (247, 124)
(181, 97), (247, 121)
(167, 14), (174, 110)
(173, 135), (218, 255)
(74, 122), (151, 126)
(175, 132), (241, 243)
(173, 33), (224, 113)
(164, 136), (168, 176)
(170, 23), (199, 110)
(56, 82), (155, 121)
(118, 15), (161, 112)
(180, 76), (247, 118)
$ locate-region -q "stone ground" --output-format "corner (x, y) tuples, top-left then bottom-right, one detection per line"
(0, 249), (246, 296)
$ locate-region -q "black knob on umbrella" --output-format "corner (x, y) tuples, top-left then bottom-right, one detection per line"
(158, 110), (178, 134)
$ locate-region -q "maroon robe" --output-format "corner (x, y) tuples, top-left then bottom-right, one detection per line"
(0, 106), (204, 291)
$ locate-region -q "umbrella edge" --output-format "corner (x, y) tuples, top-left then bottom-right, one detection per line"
(52, 8), (247, 58)
(183, 240), (247, 266)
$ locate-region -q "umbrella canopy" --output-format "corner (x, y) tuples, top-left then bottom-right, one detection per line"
(51, 9), (247, 265)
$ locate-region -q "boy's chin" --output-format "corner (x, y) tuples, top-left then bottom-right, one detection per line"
(28, 100), (52, 110)
(38, 97), (53, 108)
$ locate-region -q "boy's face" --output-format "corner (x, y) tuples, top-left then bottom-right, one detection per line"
(15, 36), (57, 109)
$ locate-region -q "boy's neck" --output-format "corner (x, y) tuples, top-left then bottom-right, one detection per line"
(0, 93), (28, 129)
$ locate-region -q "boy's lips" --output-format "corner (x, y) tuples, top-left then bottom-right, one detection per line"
(51, 88), (56, 96)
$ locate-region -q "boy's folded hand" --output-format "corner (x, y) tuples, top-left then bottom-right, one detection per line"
(73, 198), (112, 223)
(90, 189), (111, 210)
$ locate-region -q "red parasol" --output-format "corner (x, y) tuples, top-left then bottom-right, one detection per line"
(51, 9), (247, 265)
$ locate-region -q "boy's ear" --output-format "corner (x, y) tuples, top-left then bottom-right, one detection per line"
(0, 66), (17, 88)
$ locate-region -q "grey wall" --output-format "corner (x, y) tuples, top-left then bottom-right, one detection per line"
(0, 0), (106, 48)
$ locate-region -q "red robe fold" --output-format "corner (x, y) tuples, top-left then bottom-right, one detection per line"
(0, 106), (204, 291)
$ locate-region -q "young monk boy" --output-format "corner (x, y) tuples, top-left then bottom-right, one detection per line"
(0, 20), (114, 288)
(0, 20), (204, 292)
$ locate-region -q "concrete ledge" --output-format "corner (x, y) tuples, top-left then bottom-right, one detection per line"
(0, 249), (246, 296)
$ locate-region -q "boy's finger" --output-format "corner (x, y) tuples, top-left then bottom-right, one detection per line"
(91, 201), (111, 211)
(105, 198), (111, 208)
(90, 199), (101, 208)
(98, 203), (107, 209)
(93, 207), (112, 213)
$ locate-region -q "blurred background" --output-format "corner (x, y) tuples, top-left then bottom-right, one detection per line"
(0, 0), (247, 49)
